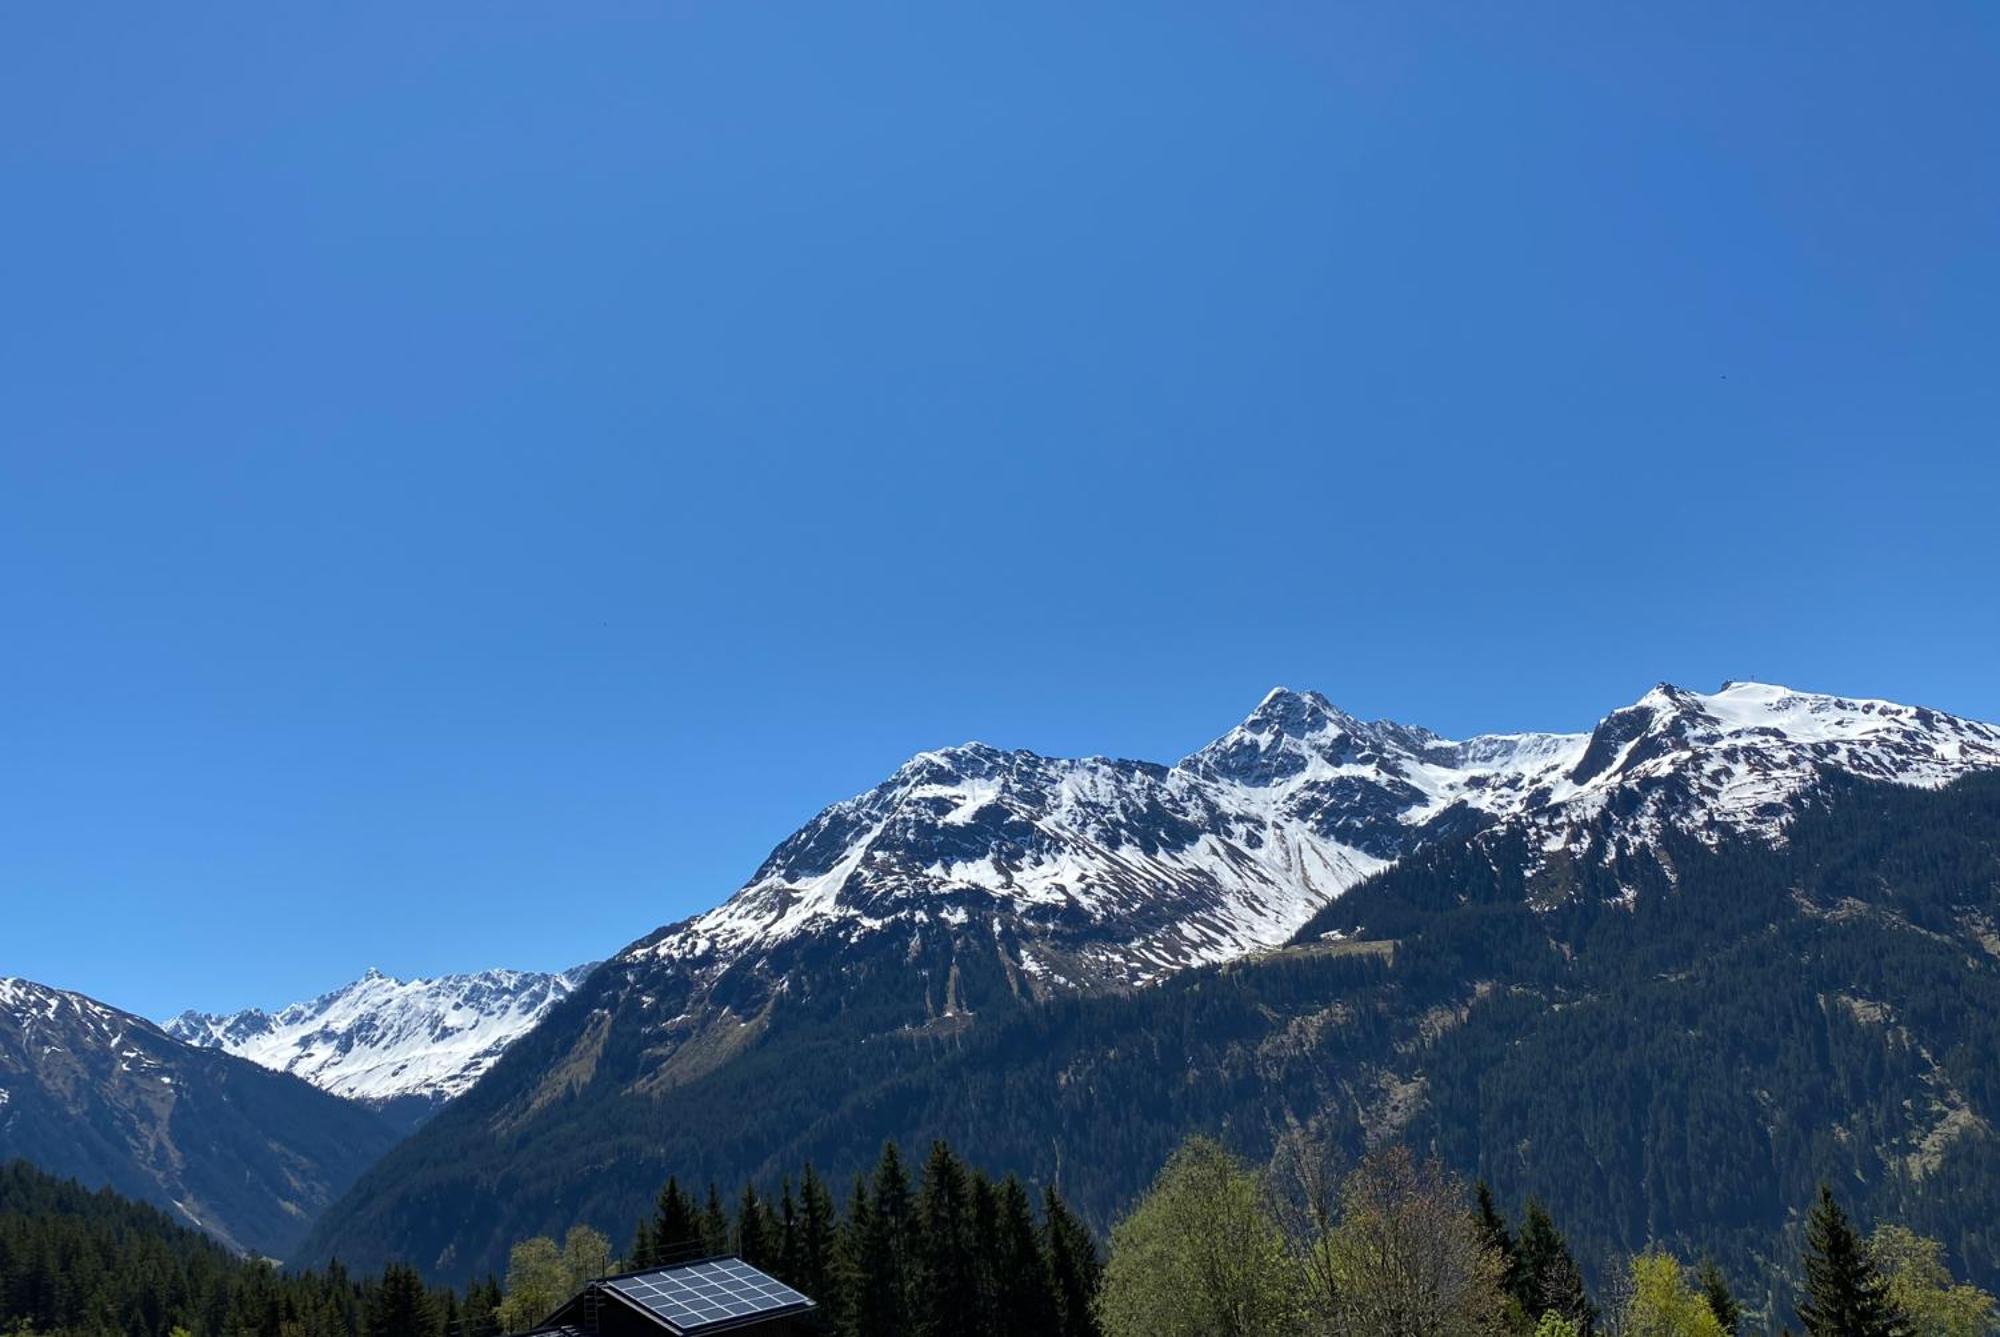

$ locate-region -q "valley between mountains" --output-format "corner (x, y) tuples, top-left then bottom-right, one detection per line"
(8, 679), (2000, 1304)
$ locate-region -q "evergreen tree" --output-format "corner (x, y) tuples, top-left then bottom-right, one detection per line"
(462, 1275), (504, 1336)
(847, 1145), (915, 1336)
(916, 1141), (979, 1337)
(991, 1176), (1058, 1337)
(971, 1172), (1003, 1333)
(1517, 1199), (1597, 1336)
(628, 1218), (656, 1270)
(1043, 1185), (1103, 1337)
(1799, 1185), (1904, 1337)
(798, 1163), (840, 1305)
(835, 1172), (876, 1337)
(1476, 1182), (1521, 1298)
(736, 1184), (775, 1270)
(776, 1178), (802, 1287)
(1697, 1257), (1741, 1336)
(363, 1263), (436, 1337)
(701, 1184), (731, 1257)
(651, 1177), (701, 1265)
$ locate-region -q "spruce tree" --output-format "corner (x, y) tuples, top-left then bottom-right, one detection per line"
(1799, 1185), (1904, 1337)
(847, 1144), (915, 1336)
(1476, 1181), (1521, 1298)
(916, 1142), (978, 1337)
(991, 1176), (1058, 1337)
(652, 1176), (701, 1265)
(835, 1171), (877, 1337)
(363, 1263), (436, 1337)
(1517, 1199), (1597, 1335)
(701, 1184), (731, 1257)
(463, 1275), (504, 1336)
(1698, 1257), (1741, 1336)
(628, 1219), (657, 1271)
(798, 1163), (839, 1304)
(1043, 1186), (1102, 1337)
(736, 1184), (774, 1270)
(971, 1172), (1003, 1333)
(776, 1178), (802, 1287)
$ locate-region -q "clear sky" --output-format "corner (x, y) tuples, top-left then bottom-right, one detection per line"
(3, 4), (1995, 1020)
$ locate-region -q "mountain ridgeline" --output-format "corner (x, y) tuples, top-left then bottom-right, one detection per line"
(165, 966), (595, 1132)
(0, 979), (399, 1259)
(293, 681), (2000, 1302)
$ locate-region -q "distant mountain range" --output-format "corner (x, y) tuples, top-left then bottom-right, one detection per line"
(165, 965), (595, 1130)
(0, 977), (398, 1258)
(293, 680), (2000, 1290)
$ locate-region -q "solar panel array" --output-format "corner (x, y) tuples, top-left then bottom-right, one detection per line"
(604, 1258), (813, 1333)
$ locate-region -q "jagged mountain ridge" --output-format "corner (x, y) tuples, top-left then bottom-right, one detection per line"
(636, 679), (2000, 985)
(164, 965), (595, 1129)
(302, 679), (2000, 1282)
(0, 977), (399, 1258)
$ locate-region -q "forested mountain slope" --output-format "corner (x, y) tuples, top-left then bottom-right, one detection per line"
(0, 980), (399, 1259)
(308, 768), (2000, 1300)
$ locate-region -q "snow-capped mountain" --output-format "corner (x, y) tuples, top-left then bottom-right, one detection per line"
(0, 977), (399, 1257)
(637, 680), (2000, 989)
(165, 965), (594, 1126)
(303, 678), (2000, 1282)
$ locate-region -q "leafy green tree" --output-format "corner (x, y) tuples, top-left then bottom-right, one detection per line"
(1620, 1251), (1726, 1337)
(1868, 1225), (1995, 1337)
(562, 1225), (611, 1290)
(1533, 1315), (1581, 1337)
(1319, 1146), (1507, 1337)
(495, 1237), (567, 1334)
(1799, 1186), (1905, 1337)
(1097, 1135), (1300, 1337)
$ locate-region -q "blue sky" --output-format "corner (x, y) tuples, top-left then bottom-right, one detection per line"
(3, 3), (1995, 1019)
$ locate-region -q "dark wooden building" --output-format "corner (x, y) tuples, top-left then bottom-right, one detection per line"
(527, 1256), (818, 1337)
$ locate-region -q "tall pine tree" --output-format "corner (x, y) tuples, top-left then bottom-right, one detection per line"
(990, 1176), (1058, 1337)
(651, 1177), (701, 1265)
(1517, 1198), (1597, 1335)
(1043, 1185), (1102, 1337)
(362, 1263), (436, 1337)
(1799, 1185), (1905, 1337)
(700, 1184), (731, 1257)
(845, 1144), (915, 1337)
(916, 1142), (979, 1337)
(1697, 1257), (1741, 1336)
(798, 1163), (839, 1305)
(736, 1184), (775, 1271)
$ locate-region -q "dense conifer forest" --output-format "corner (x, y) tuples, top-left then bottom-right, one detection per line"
(8, 1134), (1994, 1335)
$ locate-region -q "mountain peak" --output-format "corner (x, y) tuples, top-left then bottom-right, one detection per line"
(1246, 685), (1354, 731)
(164, 965), (592, 1114)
